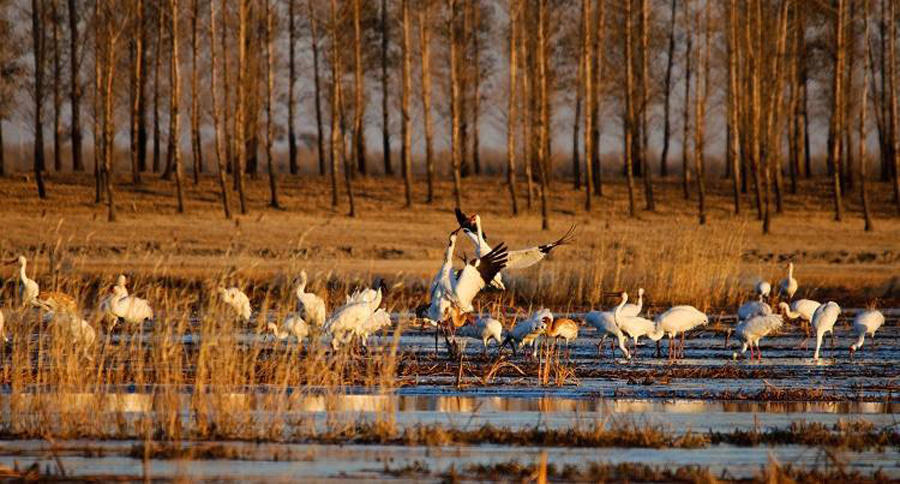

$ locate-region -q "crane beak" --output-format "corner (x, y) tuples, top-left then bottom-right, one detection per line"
(450, 227), (462, 235)
(603, 291), (622, 297)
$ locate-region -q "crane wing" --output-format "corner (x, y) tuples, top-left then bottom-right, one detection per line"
(452, 243), (508, 310)
(504, 224), (576, 270)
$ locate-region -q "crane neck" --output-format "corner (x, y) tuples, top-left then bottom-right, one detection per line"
(613, 294), (628, 326)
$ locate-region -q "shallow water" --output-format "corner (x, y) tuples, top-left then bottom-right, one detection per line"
(2, 310), (897, 480)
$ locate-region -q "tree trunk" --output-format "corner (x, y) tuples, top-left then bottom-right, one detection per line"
(521, 6), (533, 210)
(449, 0), (462, 208)
(591, 0), (605, 197)
(536, 0), (551, 229)
(93, 0), (103, 203)
(693, 0), (707, 225)
(747, 0), (763, 220)
(352, 0), (367, 176)
(727, 0), (741, 214)
(330, 0), (354, 215)
(472, 1), (482, 176)
(401, 0), (413, 207)
(788, 2), (800, 194)
(572, 7), (583, 191)
(419, 5), (436, 203)
(623, 0), (636, 217)
(288, 0), (298, 175)
(860, 0), (873, 231)
(829, 0), (846, 221)
(102, 3), (118, 222)
(169, 0), (185, 212)
(581, 0), (593, 210)
(190, 0), (202, 184)
(0, 123), (4, 176)
(68, 0), (84, 172)
(51, 0), (63, 173)
(890, 0), (900, 210)
(660, 0), (676, 178)
(208, 0), (231, 218)
(309, 0), (326, 176)
(458, 0), (470, 179)
(222, 0), (233, 177)
(31, 0), (47, 199)
(264, 0), (279, 208)
(680, 0), (692, 201)
(799, 7), (810, 178)
(234, 0), (248, 214)
(152, 2), (163, 173)
(506, 0), (519, 214)
(380, 0), (393, 176)
(639, 0), (654, 210)
(129, 0), (144, 184)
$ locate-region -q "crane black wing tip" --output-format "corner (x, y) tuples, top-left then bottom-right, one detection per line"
(539, 224), (577, 254)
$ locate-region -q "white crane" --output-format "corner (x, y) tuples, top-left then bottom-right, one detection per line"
(268, 313), (309, 346)
(730, 313), (783, 362)
(810, 301), (841, 360)
(455, 209), (574, 290)
(216, 286), (252, 322)
(455, 316), (504, 357)
(612, 297), (664, 358)
(423, 228), (508, 349)
(325, 288), (382, 350)
(654, 305), (708, 359)
(737, 299), (773, 321)
(109, 284), (154, 325)
(849, 309), (885, 357)
(778, 263), (798, 300)
(755, 280), (772, 300)
(778, 299), (820, 336)
(584, 310), (630, 359)
(49, 310), (97, 356)
(0, 307), (6, 343)
(503, 309), (551, 358)
(9, 256), (39, 308)
(98, 275), (128, 326)
(295, 270), (326, 328)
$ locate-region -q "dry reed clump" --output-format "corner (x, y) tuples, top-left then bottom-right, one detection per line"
(714, 420), (900, 451)
(460, 461), (719, 482)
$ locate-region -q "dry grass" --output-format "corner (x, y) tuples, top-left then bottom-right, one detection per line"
(0, 174), (897, 311)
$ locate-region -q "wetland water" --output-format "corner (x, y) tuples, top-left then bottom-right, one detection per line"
(1, 312), (897, 480)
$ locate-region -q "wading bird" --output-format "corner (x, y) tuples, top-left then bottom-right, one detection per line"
(455, 209), (574, 290)
(810, 301), (841, 360)
(295, 271), (326, 328)
(325, 288), (383, 350)
(9, 256), (78, 315)
(109, 284), (154, 325)
(585, 309), (630, 359)
(423, 227), (508, 353)
(268, 313), (309, 346)
(654, 305), (708, 360)
(216, 286), (252, 322)
(456, 315), (504, 357)
(730, 313), (783, 362)
(778, 299), (821, 336)
(611, 292), (664, 358)
(10, 256), (39, 308)
(849, 309), (885, 358)
(503, 309), (551, 358)
(778, 262), (798, 300)
(737, 299), (773, 322)
(546, 317), (579, 358)
(755, 280), (772, 300)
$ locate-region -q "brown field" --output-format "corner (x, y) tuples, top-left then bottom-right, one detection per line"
(0, 172), (898, 309)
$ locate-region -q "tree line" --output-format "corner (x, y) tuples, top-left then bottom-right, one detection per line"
(0, 0), (898, 233)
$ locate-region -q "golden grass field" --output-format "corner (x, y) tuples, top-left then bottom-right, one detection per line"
(1, 172), (898, 309)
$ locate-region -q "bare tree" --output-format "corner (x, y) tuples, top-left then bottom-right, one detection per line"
(506, 0), (519, 214)
(639, 0), (654, 210)
(581, 0), (593, 210)
(169, 0), (185, 212)
(331, 0), (355, 216)
(263, 0), (279, 208)
(890, 0), (900, 211)
(309, 0), (326, 176)
(208, 0), (231, 218)
(449, 0), (462, 208)
(623, 0), (637, 216)
(536, 0), (551, 229)
(31, 0), (47, 198)
(129, 0), (146, 184)
(419, 2), (436, 203)
(51, 0), (63, 172)
(152, 2), (163, 173)
(287, 0), (298, 175)
(859, 0), (873, 231)
(591, 0), (605, 197)
(828, 0), (846, 221)
(727, 0), (741, 213)
(190, 0), (203, 184)
(67, 0), (83, 172)
(572, 2), (583, 191)
(680, 0), (692, 201)
(692, 0), (707, 225)
(352, 0), (367, 175)
(659, 0), (675, 178)
(400, 0), (413, 206)
(380, 0), (393, 176)
(234, 0), (248, 214)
